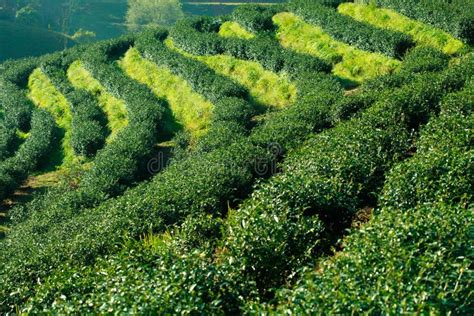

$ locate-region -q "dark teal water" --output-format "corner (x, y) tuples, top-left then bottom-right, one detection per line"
(1, 0), (287, 61)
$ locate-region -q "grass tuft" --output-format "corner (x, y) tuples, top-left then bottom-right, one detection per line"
(166, 38), (297, 109)
(219, 21), (255, 40)
(273, 12), (400, 85)
(28, 68), (75, 168)
(338, 3), (465, 56)
(119, 47), (214, 139)
(67, 61), (128, 141)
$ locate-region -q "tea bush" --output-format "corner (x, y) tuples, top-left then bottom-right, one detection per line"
(262, 87), (474, 314)
(170, 16), (331, 76)
(19, 49), (474, 315)
(358, 0), (474, 45)
(339, 3), (465, 55)
(40, 56), (108, 157)
(0, 68), (344, 312)
(286, 0), (414, 58)
(0, 109), (55, 200)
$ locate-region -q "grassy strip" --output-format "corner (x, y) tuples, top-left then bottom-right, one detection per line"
(27, 69), (75, 167)
(67, 61), (128, 141)
(338, 3), (465, 55)
(273, 12), (400, 84)
(219, 21), (255, 39)
(165, 38), (297, 109)
(118, 48), (213, 139)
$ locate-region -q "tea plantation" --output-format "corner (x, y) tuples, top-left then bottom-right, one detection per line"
(0, 0), (472, 314)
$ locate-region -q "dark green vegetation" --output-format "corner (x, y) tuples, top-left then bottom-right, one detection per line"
(0, 0), (473, 314)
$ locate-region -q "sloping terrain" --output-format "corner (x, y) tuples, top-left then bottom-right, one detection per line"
(0, 0), (472, 314)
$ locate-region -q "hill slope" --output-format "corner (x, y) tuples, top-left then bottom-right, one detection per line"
(0, 0), (472, 313)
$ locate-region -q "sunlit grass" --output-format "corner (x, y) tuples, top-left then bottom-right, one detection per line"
(67, 60), (128, 141)
(273, 12), (400, 85)
(338, 3), (465, 55)
(219, 21), (255, 39)
(166, 38), (297, 109)
(28, 68), (75, 168)
(119, 47), (214, 139)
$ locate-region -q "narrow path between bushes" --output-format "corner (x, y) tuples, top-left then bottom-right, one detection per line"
(67, 61), (128, 143)
(273, 12), (400, 86)
(165, 38), (297, 109)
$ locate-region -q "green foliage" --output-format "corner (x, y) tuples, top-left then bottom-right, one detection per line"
(218, 68), (470, 299)
(381, 84), (474, 210)
(0, 109), (56, 200)
(357, 0), (474, 45)
(0, 2), (473, 314)
(265, 202), (473, 314)
(0, 55), (344, 312)
(273, 12), (400, 84)
(262, 89), (474, 313)
(0, 124), (16, 161)
(40, 53), (109, 158)
(399, 46), (450, 74)
(231, 5), (278, 33)
(339, 3), (465, 55)
(170, 16), (331, 77)
(287, 0), (415, 58)
(0, 57), (57, 200)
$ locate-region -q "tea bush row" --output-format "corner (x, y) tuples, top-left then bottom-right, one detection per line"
(0, 109), (56, 200)
(135, 29), (255, 153)
(19, 50), (474, 314)
(40, 52), (108, 157)
(286, 0), (414, 58)
(0, 70), (346, 311)
(170, 16), (331, 77)
(358, 0), (474, 45)
(265, 82), (474, 314)
(0, 59), (57, 200)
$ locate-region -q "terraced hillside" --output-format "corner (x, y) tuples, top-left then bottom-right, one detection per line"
(0, 0), (472, 313)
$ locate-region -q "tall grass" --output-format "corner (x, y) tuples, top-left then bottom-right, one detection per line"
(338, 3), (465, 55)
(166, 38), (297, 109)
(219, 21), (255, 39)
(273, 12), (400, 85)
(119, 47), (214, 139)
(67, 61), (128, 141)
(28, 68), (75, 168)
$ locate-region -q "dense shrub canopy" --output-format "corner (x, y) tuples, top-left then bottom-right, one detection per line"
(0, 1), (472, 314)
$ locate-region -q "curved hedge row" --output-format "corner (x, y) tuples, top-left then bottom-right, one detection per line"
(135, 29), (255, 153)
(338, 3), (465, 56)
(40, 55), (108, 157)
(71, 36), (166, 203)
(0, 58), (57, 200)
(381, 82), (474, 211)
(358, 0), (474, 45)
(17, 50), (474, 315)
(265, 82), (474, 315)
(0, 109), (56, 200)
(214, 58), (474, 304)
(286, 0), (414, 58)
(170, 16), (331, 77)
(231, 4), (280, 33)
(0, 69), (346, 311)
